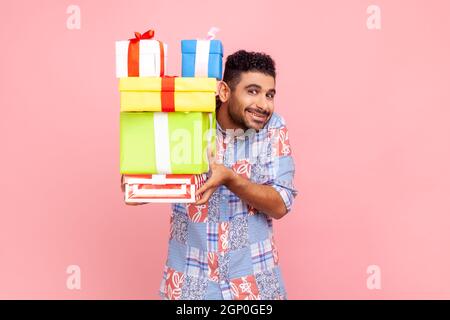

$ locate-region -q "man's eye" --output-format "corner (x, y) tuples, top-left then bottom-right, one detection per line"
(248, 89), (258, 95)
(267, 94), (274, 99)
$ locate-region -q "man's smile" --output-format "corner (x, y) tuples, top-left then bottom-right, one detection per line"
(245, 108), (268, 124)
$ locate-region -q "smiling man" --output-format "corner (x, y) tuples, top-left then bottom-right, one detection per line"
(159, 50), (298, 300)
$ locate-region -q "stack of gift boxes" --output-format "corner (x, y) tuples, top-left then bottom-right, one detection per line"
(116, 29), (223, 203)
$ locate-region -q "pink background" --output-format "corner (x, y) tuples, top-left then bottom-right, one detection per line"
(1, 0), (450, 299)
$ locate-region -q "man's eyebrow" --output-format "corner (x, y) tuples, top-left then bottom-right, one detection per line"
(244, 84), (276, 94)
(244, 84), (262, 90)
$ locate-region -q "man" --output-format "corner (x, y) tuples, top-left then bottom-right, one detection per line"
(158, 50), (298, 300)
(123, 50), (298, 300)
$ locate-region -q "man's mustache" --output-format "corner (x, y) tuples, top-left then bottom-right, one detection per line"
(245, 108), (270, 116)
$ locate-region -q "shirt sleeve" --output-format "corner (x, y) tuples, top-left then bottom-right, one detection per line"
(263, 120), (298, 213)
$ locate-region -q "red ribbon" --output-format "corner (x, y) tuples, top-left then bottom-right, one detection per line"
(161, 76), (176, 112)
(127, 29), (165, 77)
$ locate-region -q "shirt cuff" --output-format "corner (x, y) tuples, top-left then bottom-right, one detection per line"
(271, 184), (296, 213)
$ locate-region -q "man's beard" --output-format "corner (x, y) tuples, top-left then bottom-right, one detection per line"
(227, 98), (250, 130)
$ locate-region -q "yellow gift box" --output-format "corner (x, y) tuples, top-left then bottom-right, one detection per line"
(119, 77), (217, 112)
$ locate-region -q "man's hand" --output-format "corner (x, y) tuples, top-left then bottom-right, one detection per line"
(195, 149), (233, 205)
(194, 151), (288, 219)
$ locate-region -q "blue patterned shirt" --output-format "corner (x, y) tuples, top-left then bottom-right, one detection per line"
(159, 112), (298, 300)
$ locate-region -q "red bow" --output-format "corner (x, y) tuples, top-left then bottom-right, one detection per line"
(127, 29), (164, 77)
(130, 30), (155, 41)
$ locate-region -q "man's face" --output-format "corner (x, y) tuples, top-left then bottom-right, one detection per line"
(226, 71), (276, 131)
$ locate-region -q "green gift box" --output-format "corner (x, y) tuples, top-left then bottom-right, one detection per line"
(120, 112), (216, 174)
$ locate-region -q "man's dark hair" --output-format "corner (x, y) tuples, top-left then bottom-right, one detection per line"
(217, 50), (276, 107)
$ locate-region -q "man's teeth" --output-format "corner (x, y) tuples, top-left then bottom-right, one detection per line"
(249, 111), (265, 118)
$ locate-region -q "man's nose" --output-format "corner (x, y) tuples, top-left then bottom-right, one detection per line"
(256, 95), (269, 111)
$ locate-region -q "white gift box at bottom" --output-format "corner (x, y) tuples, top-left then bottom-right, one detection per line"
(123, 174), (207, 203)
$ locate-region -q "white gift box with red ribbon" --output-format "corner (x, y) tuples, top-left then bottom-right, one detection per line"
(123, 174), (207, 203)
(115, 29), (168, 78)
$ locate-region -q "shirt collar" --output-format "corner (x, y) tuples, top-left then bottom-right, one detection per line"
(216, 120), (226, 136)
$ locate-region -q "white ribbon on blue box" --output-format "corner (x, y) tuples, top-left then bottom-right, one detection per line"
(181, 39), (223, 79)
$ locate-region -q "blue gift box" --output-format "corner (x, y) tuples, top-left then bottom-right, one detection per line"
(181, 39), (223, 79)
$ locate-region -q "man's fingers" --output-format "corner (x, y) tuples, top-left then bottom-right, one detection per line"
(196, 184), (207, 196)
(196, 179), (214, 196)
(195, 188), (214, 205)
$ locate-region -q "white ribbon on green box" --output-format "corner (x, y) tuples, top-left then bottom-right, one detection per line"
(153, 112), (172, 173)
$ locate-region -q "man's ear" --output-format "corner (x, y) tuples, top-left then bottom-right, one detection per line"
(217, 81), (231, 104)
